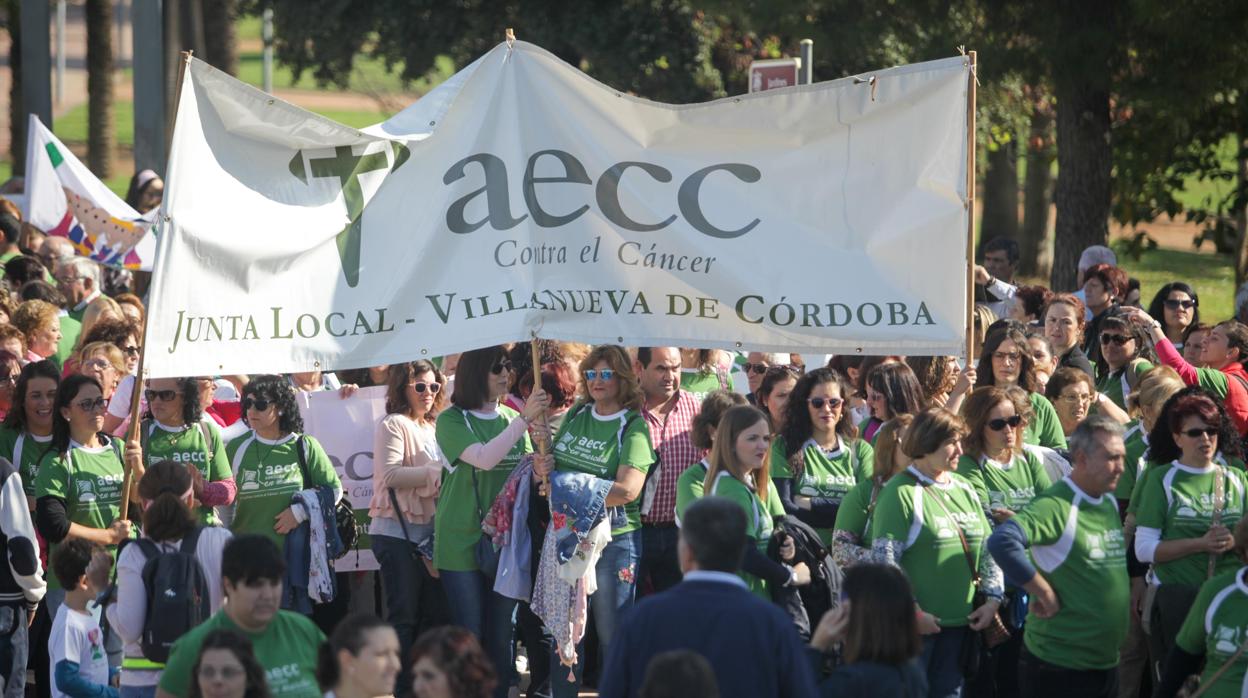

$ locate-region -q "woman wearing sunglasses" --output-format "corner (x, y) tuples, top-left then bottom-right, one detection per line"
(135, 377), (234, 526)
(975, 327), (1069, 450)
(368, 360), (450, 696)
(1147, 282), (1201, 352)
(433, 346), (547, 698)
(546, 344), (654, 697)
(33, 374), (134, 617)
(771, 368), (874, 546)
(1134, 388), (1248, 672)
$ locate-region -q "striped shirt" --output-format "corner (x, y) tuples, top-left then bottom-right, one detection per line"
(641, 391), (704, 524)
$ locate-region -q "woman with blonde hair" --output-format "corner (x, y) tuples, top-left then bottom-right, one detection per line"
(831, 414), (914, 568)
(10, 299), (61, 363)
(75, 341), (125, 400)
(548, 344), (655, 697)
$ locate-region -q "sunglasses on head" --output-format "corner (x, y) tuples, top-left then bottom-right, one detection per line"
(1164, 299), (1197, 310)
(987, 415), (1023, 431)
(144, 389), (178, 403)
(75, 397), (107, 412)
(1182, 427), (1219, 438)
(242, 397), (271, 412)
(743, 362), (770, 375)
(584, 369), (615, 382)
(1100, 333), (1132, 346)
(491, 359), (513, 375)
(807, 397), (842, 410)
(408, 381), (441, 394)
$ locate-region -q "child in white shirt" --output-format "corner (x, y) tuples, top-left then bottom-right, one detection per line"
(48, 539), (117, 698)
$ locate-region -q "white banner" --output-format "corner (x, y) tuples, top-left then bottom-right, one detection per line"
(23, 115), (158, 270)
(297, 385), (386, 572)
(146, 43), (971, 378)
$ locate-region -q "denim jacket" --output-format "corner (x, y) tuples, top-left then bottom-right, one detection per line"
(549, 470), (613, 564)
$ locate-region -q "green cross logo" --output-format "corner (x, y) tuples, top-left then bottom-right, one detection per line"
(288, 141), (410, 287)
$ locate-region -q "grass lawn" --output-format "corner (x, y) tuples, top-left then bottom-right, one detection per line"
(1116, 246), (1236, 321)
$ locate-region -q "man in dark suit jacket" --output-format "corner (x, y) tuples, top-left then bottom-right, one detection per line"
(598, 497), (818, 698)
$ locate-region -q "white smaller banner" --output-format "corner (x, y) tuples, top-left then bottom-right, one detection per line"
(297, 385), (386, 572)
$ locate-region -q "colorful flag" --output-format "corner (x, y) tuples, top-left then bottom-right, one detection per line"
(22, 115), (157, 271)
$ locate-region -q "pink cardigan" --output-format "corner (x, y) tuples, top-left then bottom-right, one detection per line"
(368, 413), (443, 525)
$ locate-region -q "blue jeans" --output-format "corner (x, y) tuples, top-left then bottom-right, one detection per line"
(638, 525), (681, 596)
(0, 605), (28, 698)
(374, 533), (448, 698)
(920, 626), (967, 698)
(439, 569), (517, 698)
(550, 530), (641, 698)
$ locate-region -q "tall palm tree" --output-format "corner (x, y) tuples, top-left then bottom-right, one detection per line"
(86, 0), (114, 178)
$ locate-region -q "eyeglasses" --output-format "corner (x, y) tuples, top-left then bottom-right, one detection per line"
(992, 351), (1021, 364)
(743, 362), (770, 375)
(1059, 393), (1094, 405)
(987, 415), (1023, 431)
(0, 375), (14, 387)
(82, 358), (113, 371)
(1100, 333), (1132, 346)
(584, 369), (615, 382)
(144, 389), (178, 403)
(490, 359), (513, 375)
(807, 397), (843, 411)
(763, 365), (803, 379)
(408, 381), (441, 394)
(1164, 299), (1198, 310)
(1181, 427), (1219, 439)
(242, 397), (271, 412)
(121, 345), (140, 357)
(74, 397), (107, 412)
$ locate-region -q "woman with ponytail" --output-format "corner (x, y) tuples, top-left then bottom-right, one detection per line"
(316, 613), (400, 698)
(106, 460), (233, 697)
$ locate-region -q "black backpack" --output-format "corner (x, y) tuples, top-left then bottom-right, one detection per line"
(133, 527), (211, 663)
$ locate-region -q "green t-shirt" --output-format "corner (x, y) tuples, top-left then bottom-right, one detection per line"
(833, 476), (886, 547)
(1013, 478), (1130, 669)
(0, 426), (53, 499)
(552, 404), (655, 536)
(1097, 360), (1154, 411)
(143, 418), (231, 525)
(53, 315), (81, 371)
(955, 451), (1051, 515)
(1175, 567), (1248, 698)
(434, 405), (532, 571)
(1134, 462), (1248, 587)
(225, 432), (341, 548)
(1023, 392), (1067, 450)
(871, 467), (991, 626)
(770, 434), (873, 544)
(679, 369), (728, 405)
(674, 459), (709, 526)
(33, 437), (127, 591)
(1116, 421), (1149, 504)
(707, 469), (782, 599)
(158, 610), (324, 698)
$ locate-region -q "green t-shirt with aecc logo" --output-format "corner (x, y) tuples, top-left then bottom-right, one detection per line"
(871, 467), (992, 626)
(1134, 461), (1248, 588)
(1174, 567), (1248, 698)
(708, 469), (782, 599)
(1115, 421), (1149, 503)
(1013, 477), (1129, 670)
(552, 404), (655, 536)
(33, 437), (129, 591)
(225, 432), (341, 548)
(679, 369), (729, 405)
(434, 405), (532, 572)
(0, 425), (53, 499)
(770, 434), (873, 544)
(955, 450), (1052, 515)
(158, 609), (324, 698)
(833, 476), (886, 546)
(143, 418), (231, 525)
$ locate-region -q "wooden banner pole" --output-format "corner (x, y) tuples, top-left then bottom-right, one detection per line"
(965, 50), (978, 365)
(120, 50), (193, 521)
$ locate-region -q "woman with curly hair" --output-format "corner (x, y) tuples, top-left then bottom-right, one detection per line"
(410, 626), (496, 698)
(188, 629), (270, 698)
(770, 368), (874, 546)
(224, 374), (342, 551)
(1008, 284), (1052, 328)
(138, 376), (234, 525)
(10, 299), (61, 363)
(904, 355), (974, 413)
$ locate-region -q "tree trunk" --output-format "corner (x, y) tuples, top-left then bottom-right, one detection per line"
(86, 0), (115, 178)
(1049, 0), (1115, 292)
(180, 0), (205, 56)
(1021, 107), (1055, 278)
(980, 140), (1020, 252)
(202, 0), (237, 75)
(1234, 129), (1248, 291)
(8, 0), (24, 176)
(163, 0), (180, 127)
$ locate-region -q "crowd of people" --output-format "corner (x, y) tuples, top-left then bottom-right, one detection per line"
(1, 168), (1247, 698)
